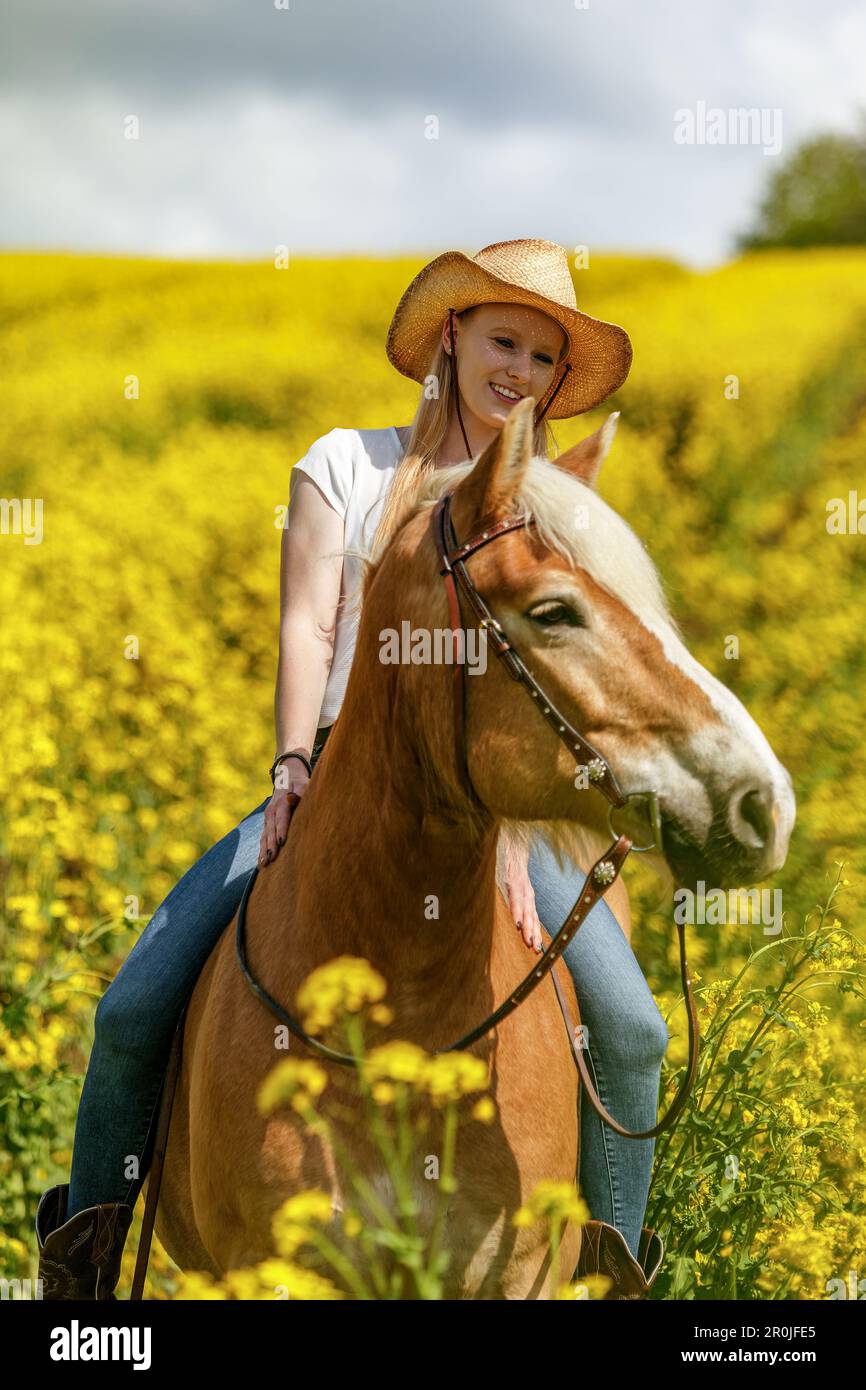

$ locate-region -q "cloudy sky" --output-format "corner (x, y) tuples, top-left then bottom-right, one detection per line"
(2, 0), (863, 265)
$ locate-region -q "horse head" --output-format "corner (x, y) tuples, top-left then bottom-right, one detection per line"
(369, 397), (794, 891)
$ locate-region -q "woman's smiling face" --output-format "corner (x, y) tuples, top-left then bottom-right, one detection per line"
(444, 302), (568, 426)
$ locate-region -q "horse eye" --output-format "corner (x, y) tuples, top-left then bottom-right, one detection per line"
(527, 601), (583, 628)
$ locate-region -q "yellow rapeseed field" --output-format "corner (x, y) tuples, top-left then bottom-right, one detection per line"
(1, 248), (865, 1299)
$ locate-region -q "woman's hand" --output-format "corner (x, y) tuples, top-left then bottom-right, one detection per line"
(504, 835), (544, 953)
(259, 762), (309, 866)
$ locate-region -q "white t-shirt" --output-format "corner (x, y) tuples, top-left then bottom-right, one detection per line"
(290, 425), (407, 726)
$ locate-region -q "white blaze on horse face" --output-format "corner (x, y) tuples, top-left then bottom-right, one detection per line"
(639, 616), (796, 872)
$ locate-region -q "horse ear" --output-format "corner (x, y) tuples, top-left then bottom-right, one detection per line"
(453, 395), (535, 527)
(554, 412), (619, 490)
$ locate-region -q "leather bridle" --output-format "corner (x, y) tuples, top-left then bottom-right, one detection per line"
(429, 489), (699, 1137)
(235, 492), (700, 1141)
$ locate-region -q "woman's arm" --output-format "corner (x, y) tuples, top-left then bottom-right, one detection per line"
(259, 472), (344, 865)
(503, 827), (632, 951)
(502, 830), (544, 953)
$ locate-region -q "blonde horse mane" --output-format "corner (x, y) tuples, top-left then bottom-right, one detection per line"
(347, 448), (680, 899)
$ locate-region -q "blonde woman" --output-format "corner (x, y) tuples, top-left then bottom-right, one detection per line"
(36, 240), (669, 1301)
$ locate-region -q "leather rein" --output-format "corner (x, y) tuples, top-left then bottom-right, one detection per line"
(235, 491), (699, 1140)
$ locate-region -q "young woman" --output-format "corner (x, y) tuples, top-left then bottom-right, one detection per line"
(35, 239), (669, 1301)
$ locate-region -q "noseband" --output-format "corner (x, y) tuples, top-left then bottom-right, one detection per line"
(235, 491), (699, 1140)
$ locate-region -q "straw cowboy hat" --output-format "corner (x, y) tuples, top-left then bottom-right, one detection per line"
(385, 238), (632, 420)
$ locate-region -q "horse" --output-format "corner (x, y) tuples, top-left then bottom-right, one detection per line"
(155, 399), (795, 1298)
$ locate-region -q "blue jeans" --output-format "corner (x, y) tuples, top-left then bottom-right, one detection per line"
(527, 839), (669, 1259)
(66, 741), (668, 1261)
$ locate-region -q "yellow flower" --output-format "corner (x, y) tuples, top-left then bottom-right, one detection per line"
(271, 1189), (334, 1259)
(418, 1053), (489, 1107)
(296, 956), (387, 1034)
(561, 1274), (612, 1300)
(363, 1040), (428, 1086)
(270, 1265), (345, 1300)
(174, 1271), (227, 1300)
(257, 1059), (328, 1115)
(471, 1096), (497, 1124)
(513, 1181), (589, 1228)
(369, 1003), (394, 1026)
(225, 1268), (264, 1301)
(279, 1191), (333, 1225)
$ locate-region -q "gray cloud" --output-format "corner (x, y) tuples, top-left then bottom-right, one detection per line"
(1, 0), (863, 263)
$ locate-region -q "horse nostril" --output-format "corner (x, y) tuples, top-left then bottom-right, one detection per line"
(733, 787), (772, 849)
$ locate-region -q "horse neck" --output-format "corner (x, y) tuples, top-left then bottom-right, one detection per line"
(285, 665), (501, 1013)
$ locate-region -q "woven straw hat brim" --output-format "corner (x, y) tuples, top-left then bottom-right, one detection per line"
(386, 249), (632, 419)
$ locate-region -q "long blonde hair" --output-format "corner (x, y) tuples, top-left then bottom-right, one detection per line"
(367, 306), (563, 566)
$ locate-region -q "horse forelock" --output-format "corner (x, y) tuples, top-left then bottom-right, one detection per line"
(387, 455), (679, 638)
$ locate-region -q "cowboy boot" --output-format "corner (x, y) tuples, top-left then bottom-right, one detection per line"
(576, 1218), (664, 1299)
(35, 1183), (134, 1300)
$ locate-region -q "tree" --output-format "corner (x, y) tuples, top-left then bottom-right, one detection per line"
(738, 125), (866, 250)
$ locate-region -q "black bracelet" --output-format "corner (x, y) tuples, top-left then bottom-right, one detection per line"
(270, 751), (313, 787)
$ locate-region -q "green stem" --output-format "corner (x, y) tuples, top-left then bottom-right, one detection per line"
(425, 1101), (458, 1288)
(344, 1013), (424, 1298)
(300, 1227), (375, 1300)
(293, 1096), (393, 1297)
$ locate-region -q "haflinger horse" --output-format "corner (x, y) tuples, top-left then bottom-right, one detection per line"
(156, 398), (794, 1299)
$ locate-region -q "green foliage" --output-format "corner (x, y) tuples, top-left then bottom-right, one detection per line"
(739, 126), (866, 250)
